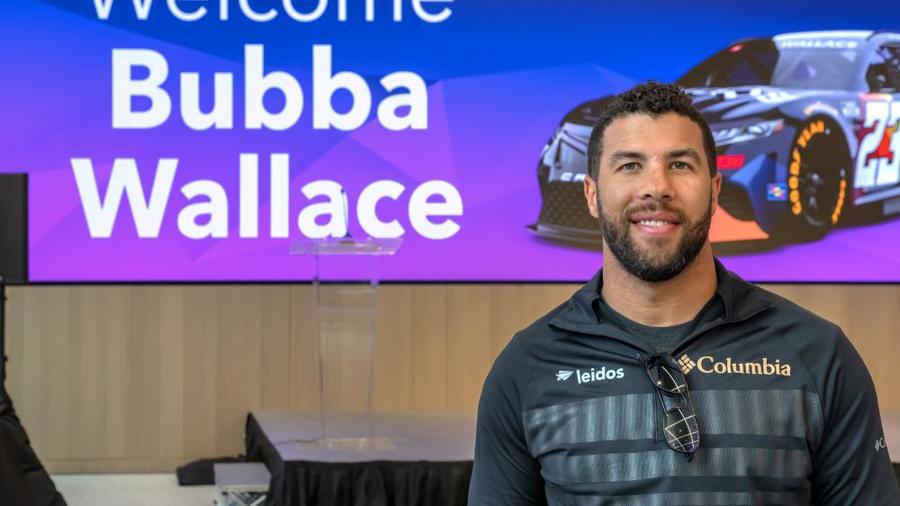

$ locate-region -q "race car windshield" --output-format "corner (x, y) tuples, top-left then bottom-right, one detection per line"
(771, 48), (860, 89)
(678, 39), (861, 90)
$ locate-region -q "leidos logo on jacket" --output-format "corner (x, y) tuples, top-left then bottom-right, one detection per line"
(556, 366), (625, 384)
(679, 354), (792, 376)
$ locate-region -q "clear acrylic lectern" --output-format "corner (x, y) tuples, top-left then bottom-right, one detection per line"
(290, 237), (402, 449)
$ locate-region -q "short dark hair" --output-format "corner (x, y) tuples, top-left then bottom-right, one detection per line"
(587, 81), (717, 178)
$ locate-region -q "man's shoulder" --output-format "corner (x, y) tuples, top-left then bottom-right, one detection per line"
(486, 298), (574, 383)
(750, 284), (842, 338)
(519, 298), (573, 340)
(743, 284), (854, 374)
(718, 261), (840, 339)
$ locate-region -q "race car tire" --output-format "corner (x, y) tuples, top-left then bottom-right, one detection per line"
(773, 116), (850, 241)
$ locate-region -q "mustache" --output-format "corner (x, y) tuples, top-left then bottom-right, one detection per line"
(621, 201), (688, 222)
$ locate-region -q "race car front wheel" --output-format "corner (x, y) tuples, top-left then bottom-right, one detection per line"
(779, 116), (850, 241)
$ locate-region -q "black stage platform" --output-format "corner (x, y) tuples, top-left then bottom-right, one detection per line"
(245, 412), (475, 506)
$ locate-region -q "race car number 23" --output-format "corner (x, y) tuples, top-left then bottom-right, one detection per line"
(856, 100), (900, 189)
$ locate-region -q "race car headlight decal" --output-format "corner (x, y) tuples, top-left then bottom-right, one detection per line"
(557, 138), (588, 171)
(716, 154), (746, 170)
(713, 119), (784, 146)
(542, 126), (563, 155)
(544, 123), (592, 172)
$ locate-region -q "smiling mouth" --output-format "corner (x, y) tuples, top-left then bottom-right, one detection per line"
(629, 217), (682, 238)
(634, 220), (677, 227)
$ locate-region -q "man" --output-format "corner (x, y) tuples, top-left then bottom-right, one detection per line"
(468, 81), (900, 504)
(0, 383), (65, 506)
(0, 280), (66, 505)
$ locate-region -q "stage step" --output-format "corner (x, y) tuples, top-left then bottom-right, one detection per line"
(214, 462), (270, 506)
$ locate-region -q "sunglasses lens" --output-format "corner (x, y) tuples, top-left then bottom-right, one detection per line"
(664, 406), (700, 454)
(650, 362), (687, 395)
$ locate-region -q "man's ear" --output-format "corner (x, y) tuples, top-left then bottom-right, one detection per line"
(710, 172), (722, 217)
(584, 175), (599, 219)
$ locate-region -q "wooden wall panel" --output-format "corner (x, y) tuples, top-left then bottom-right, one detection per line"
(2, 282), (899, 473)
(410, 285), (450, 411)
(373, 285), (414, 412)
(288, 285), (318, 412)
(447, 286), (494, 411)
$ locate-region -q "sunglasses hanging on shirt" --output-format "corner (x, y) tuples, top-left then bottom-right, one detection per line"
(640, 353), (701, 461)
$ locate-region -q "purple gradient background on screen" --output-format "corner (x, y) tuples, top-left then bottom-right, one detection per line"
(2, 1), (899, 282)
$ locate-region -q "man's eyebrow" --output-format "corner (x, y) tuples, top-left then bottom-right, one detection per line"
(607, 150), (647, 165)
(668, 148), (702, 163)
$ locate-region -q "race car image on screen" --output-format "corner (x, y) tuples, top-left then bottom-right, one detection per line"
(531, 30), (900, 245)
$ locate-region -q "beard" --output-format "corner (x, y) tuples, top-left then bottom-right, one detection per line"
(598, 197), (713, 283)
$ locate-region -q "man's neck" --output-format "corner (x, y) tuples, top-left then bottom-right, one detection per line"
(600, 246), (718, 327)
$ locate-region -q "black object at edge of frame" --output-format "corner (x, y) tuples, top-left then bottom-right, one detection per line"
(0, 173), (28, 285)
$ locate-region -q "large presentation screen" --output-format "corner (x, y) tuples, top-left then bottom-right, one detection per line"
(3, 1), (900, 282)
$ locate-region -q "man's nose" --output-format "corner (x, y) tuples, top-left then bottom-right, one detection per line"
(641, 159), (674, 200)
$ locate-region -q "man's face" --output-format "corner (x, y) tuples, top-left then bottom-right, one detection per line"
(583, 112), (722, 282)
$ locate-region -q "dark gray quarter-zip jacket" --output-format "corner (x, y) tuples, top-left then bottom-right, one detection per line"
(469, 261), (900, 505)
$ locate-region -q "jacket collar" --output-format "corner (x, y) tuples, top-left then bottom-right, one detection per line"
(548, 258), (773, 338)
